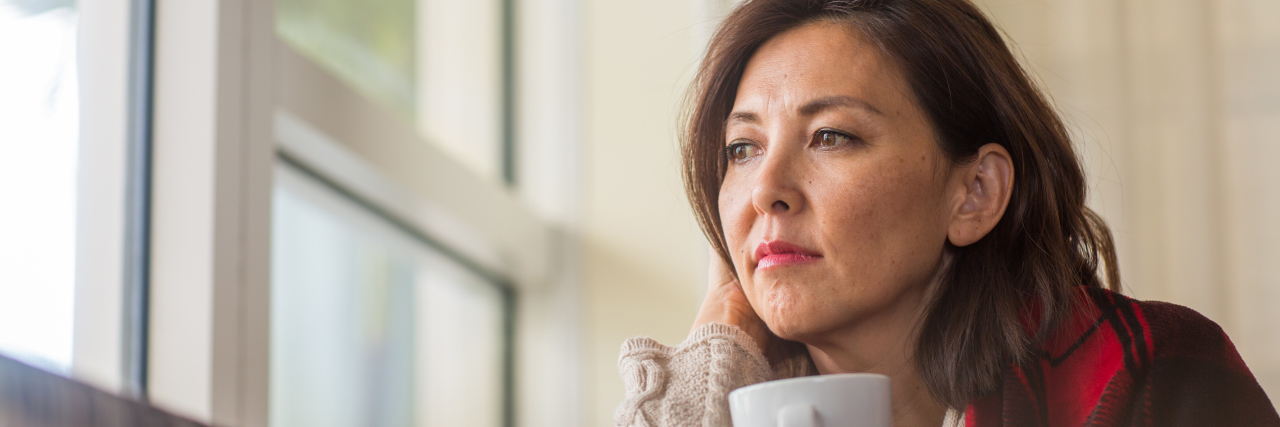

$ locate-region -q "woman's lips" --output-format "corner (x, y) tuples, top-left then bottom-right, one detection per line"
(754, 240), (822, 270)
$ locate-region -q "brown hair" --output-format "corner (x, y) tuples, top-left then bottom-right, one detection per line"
(682, 0), (1121, 406)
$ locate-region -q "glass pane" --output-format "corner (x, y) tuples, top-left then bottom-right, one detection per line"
(275, 0), (505, 181)
(271, 163), (504, 427)
(0, 1), (78, 373)
(414, 0), (504, 180)
(276, 0), (416, 115)
(417, 257), (505, 427)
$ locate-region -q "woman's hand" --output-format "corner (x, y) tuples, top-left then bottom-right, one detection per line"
(692, 247), (771, 355)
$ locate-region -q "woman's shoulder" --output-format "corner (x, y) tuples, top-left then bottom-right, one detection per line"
(1077, 286), (1241, 366)
(1070, 287), (1279, 425)
(977, 287), (1278, 426)
(1042, 286), (1238, 382)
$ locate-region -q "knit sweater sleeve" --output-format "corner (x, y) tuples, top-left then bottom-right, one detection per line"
(614, 323), (773, 427)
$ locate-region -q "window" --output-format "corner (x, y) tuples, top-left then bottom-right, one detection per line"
(0, 0), (79, 374)
(276, 0), (415, 116)
(127, 0), (552, 422)
(271, 162), (505, 427)
(276, 0), (508, 183)
(268, 0), (528, 419)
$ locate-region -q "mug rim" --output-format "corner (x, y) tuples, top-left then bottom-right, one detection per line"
(728, 373), (889, 400)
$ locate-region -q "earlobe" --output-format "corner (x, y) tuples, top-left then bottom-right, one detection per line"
(948, 144), (1013, 247)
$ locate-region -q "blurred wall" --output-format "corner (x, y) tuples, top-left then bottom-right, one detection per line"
(576, 0), (1280, 424)
(579, 0), (713, 425)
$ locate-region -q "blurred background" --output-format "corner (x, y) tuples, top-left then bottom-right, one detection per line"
(0, 0), (1275, 426)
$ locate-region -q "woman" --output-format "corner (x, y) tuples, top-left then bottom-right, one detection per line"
(614, 0), (1280, 426)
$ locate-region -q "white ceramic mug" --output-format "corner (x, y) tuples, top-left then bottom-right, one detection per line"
(728, 373), (891, 427)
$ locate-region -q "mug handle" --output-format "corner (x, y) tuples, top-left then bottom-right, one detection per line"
(777, 403), (817, 427)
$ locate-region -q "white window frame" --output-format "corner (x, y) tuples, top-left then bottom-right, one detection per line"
(145, 0), (275, 422)
(73, 0), (132, 394)
(141, 0), (579, 426)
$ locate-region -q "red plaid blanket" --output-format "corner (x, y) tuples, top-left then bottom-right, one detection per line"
(966, 287), (1279, 426)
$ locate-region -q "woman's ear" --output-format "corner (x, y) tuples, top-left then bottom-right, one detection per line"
(948, 143), (1013, 247)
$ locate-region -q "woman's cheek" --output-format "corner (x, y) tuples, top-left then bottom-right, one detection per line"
(719, 188), (751, 269)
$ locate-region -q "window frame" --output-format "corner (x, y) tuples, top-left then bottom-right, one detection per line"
(142, 0), (551, 425)
(71, 0), (143, 396)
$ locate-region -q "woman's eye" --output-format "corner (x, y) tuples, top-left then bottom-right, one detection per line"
(815, 129), (855, 148)
(725, 142), (761, 163)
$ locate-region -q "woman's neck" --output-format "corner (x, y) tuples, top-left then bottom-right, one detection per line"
(802, 274), (948, 427)
(807, 341), (946, 427)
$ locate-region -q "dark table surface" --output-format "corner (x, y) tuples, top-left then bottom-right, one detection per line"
(0, 353), (206, 427)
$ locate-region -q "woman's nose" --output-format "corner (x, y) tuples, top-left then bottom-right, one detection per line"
(750, 150), (805, 217)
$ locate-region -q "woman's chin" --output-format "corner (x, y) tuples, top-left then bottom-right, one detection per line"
(762, 311), (822, 343)
(760, 288), (825, 340)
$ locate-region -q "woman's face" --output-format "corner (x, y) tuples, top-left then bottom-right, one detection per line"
(719, 21), (960, 342)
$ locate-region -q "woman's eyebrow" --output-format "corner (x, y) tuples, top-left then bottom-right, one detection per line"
(726, 95), (880, 126)
(726, 110), (759, 125)
(799, 95), (882, 116)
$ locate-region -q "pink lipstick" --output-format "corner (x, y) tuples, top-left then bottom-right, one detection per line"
(754, 240), (821, 270)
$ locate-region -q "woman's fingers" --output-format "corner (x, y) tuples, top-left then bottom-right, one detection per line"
(692, 246), (770, 354)
(708, 248), (737, 289)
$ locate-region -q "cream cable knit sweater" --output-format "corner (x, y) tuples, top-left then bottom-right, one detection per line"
(615, 323), (965, 427)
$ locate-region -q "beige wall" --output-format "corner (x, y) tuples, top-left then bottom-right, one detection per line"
(576, 0), (1280, 423)
(580, 0), (711, 425)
